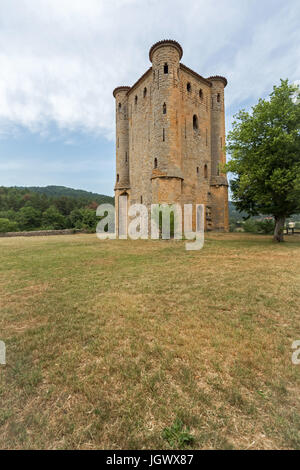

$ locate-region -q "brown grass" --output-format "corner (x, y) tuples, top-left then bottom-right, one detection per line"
(0, 233), (299, 449)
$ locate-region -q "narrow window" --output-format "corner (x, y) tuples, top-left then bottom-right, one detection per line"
(140, 196), (143, 204)
(135, 95), (138, 105)
(193, 115), (199, 130)
(117, 174), (119, 182)
(197, 167), (199, 174)
(154, 158), (158, 169)
(206, 129), (208, 146)
(164, 63), (168, 74)
(117, 137), (119, 148)
(143, 87), (147, 98)
(118, 102), (122, 110)
(187, 82), (191, 92)
(163, 128), (165, 141)
(220, 137), (222, 148)
(204, 164), (208, 178)
(163, 102), (167, 114)
(125, 152), (128, 163)
(199, 89), (203, 100)
(217, 93), (221, 103)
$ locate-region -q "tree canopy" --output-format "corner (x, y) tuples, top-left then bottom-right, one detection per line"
(225, 79), (300, 241)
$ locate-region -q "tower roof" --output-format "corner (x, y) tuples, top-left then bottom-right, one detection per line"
(149, 39), (183, 62)
(207, 75), (228, 87)
(112, 86), (131, 98)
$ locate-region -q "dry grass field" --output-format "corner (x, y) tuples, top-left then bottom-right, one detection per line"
(0, 233), (299, 449)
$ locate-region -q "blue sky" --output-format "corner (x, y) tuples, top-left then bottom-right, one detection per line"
(0, 0), (299, 196)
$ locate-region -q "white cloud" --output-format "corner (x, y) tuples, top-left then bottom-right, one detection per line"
(0, 0), (299, 140)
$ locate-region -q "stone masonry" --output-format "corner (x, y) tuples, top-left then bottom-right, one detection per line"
(113, 40), (229, 234)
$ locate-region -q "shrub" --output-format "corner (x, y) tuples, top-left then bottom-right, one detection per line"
(243, 218), (275, 234)
(243, 219), (258, 233)
(42, 206), (66, 230)
(69, 208), (99, 233)
(0, 218), (19, 233)
(16, 206), (42, 231)
(256, 219), (275, 234)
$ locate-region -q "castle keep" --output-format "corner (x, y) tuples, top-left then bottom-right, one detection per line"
(113, 40), (229, 233)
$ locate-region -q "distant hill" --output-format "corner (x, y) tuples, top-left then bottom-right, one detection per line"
(7, 187), (244, 218)
(228, 201), (249, 221)
(228, 201), (300, 222)
(17, 185), (114, 205)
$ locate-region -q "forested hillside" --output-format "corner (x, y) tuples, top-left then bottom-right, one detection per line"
(18, 185), (114, 204)
(0, 186), (114, 233)
(0, 187), (298, 234)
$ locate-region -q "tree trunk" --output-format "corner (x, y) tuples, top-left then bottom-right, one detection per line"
(273, 216), (285, 242)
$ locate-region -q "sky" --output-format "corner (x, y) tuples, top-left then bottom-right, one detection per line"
(0, 0), (299, 196)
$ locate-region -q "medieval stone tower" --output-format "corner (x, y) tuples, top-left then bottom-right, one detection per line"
(113, 39), (229, 234)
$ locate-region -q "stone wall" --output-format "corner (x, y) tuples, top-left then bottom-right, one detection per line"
(0, 229), (85, 238)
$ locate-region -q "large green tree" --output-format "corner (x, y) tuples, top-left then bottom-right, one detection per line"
(17, 206), (42, 231)
(225, 79), (300, 242)
(42, 205), (66, 230)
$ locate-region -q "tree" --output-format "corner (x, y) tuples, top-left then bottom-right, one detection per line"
(0, 218), (19, 233)
(17, 206), (42, 231)
(69, 208), (99, 232)
(42, 205), (66, 230)
(225, 79), (300, 242)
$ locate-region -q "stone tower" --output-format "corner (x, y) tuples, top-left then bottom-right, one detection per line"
(113, 39), (229, 234)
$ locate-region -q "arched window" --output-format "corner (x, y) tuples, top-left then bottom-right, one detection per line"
(217, 93), (221, 103)
(199, 89), (203, 100)
(187, 82), (191, 92)
(163, 128), (165, 141)
(143, 87), (147, 98)
(117, 174), (119, 182)
(163, 102), (167, 114)
(135, 95), (138, 105)
(193, 115), (199, 130)
(164, 63), (168, 74)
(154, 158), (158, 169)
(204, 164), (208, 178)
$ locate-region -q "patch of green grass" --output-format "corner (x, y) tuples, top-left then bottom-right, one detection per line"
(162, 418), (195, 449)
